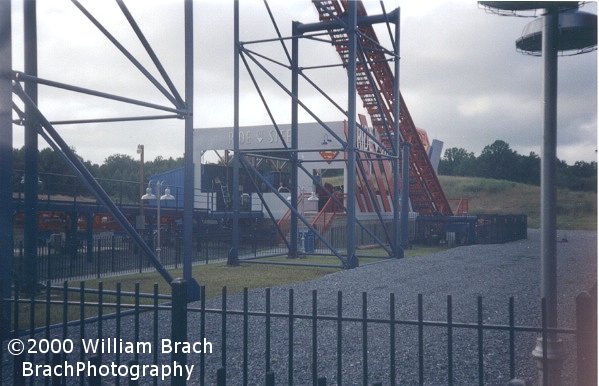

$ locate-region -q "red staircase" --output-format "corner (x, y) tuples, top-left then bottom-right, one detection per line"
(311, 0), (453, 216)
(311, 192), (346, 236)
(277, 192), (309, 238)
(277, 192), (345, 243)
(449, 198), (469, 215)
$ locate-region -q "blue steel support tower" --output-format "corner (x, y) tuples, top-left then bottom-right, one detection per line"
(0, 0), (13, 339)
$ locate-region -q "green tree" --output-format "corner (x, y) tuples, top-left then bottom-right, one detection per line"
(145, 155), (184, 177)
(98, 154), (140, 202)
(439, 147), (476, 176)
(558, 160), (597, 191)
(571, 160), (597, 178)
(516, 152), (540, 185)
(478, 140), (519, 180)
(38, 148), (79, 195)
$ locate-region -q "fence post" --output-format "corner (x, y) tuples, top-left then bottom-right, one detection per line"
(128, 359), (138, 386)
(265, 372), (275, 386)
(204, 239), (208, 264)
(576, 287), (597, 385)
(47, 242), (52, 281)
(171, 278), (188, 386)
(13, 350), (25, 386)
(216, 368), (226, 386)
(138, 246), (143, 274)
(96, 239), (101, 278)
(89, 355), (101, 386)
(86, 213), (93, 262)
(176, 239), (181, 269)
(110, 236), (115, 273)
(6, 288), (18, 379)
(51, 353), (64, 386)
(68, 237), (74, 278)
(15, 240), (24, 281)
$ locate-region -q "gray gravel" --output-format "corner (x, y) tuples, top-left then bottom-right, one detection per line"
(3, 229), (596, 385)
(186, 228), (596, 385)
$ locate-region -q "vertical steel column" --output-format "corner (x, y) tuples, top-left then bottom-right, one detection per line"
(0, 0), (13, 339)
(24, 0), (38, 294)
(228, 0), (240, 265)
(184, 0), (200, 299)
(533, 6), (563, 386)
(400, 142), (410, 249)
(540, 5), (559, 337)
(392, 7), (403, 259)
(137, 144), (145, 230)
(183, 0), (193, 275)
(171, 278), (188, 386)
(156, 181), (162, 258)
(289, 21), (299, 259)
(346, 2), (358, 268)
(86, 211), (93, 261)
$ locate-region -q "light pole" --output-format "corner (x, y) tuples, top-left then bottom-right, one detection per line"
(142, 180), (175, 259)
(136, 144), (145, 230)
(479, 3), (596, 385)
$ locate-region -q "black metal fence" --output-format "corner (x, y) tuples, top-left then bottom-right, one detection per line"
(12, 220), (405, 283)
(414, 214), (528, 246)
(475, 215), (528, 244)
(12, 233), (288, 283)
(1, 280), (596, 385)
(12, 213), (531, 283)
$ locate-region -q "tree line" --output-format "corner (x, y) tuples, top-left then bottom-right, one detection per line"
(438, 140), (597, 191)
(12, 147), (183, 203)
(12, 139), (597, 202)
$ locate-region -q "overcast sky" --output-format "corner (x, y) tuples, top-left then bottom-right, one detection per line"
(10, 0), (597, 165)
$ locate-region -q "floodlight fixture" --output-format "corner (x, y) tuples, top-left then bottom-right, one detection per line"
(479, 1), (579, 17)
(141, 180), (174, 258)
(516, 9), (597, 55)
(141, 186), (156, 200)
(160, 187), (175, 201)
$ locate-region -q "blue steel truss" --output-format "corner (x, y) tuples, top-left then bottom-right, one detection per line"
(227, 0), (406, 268)
(0, 1), (408, 320)
(2, 0), (200, 300)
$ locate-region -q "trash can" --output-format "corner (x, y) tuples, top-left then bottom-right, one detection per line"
(302, 230), (315, 253)
(241, 193), (251, 211)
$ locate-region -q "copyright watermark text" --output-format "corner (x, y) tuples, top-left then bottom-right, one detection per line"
(7, 338), (213, 381)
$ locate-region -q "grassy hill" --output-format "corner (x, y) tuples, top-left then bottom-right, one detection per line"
(439, 175), (597, 230)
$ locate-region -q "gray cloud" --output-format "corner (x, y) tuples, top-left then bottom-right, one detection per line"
(10, 0), (597, 164)
(401, 1), (596, 161)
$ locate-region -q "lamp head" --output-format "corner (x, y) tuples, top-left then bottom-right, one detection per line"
(161, 187), (175, 201)
(515, 9), (597, 56)
(141, 187), (156, 200)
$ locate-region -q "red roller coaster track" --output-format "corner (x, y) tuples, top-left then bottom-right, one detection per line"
(312, 0), (453, 216)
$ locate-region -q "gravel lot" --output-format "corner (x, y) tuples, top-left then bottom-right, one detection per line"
(189, 228), (596, 385)
(3, 228), (596, 385)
